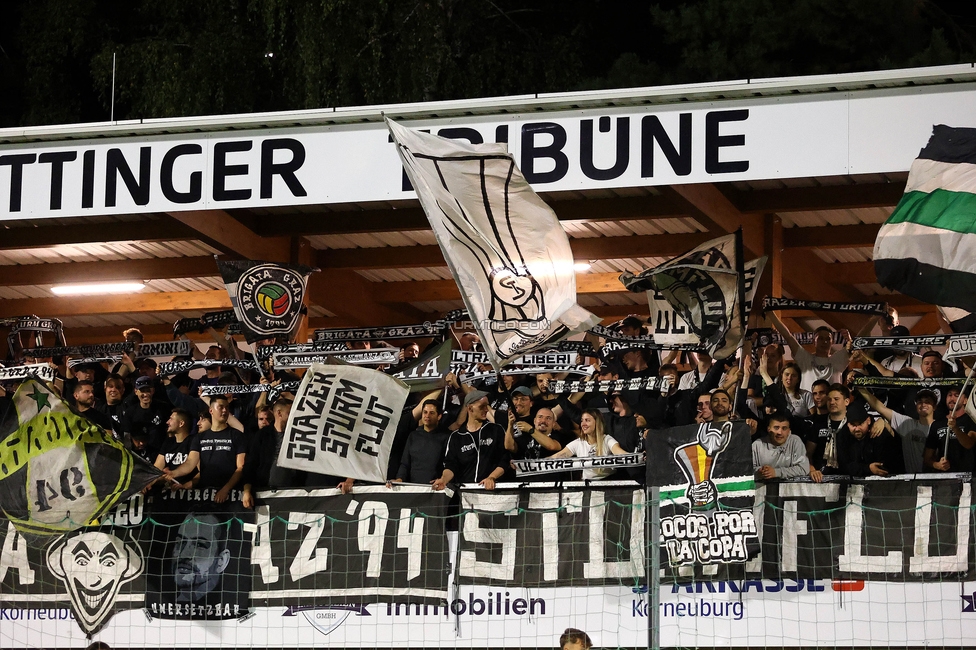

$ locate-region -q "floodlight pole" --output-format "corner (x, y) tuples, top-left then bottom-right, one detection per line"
(110, 52), (117, 122)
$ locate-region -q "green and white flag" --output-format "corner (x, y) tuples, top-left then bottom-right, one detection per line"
(875, 125), (976, 312)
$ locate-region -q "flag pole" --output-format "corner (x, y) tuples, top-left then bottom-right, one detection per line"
(949, 362), (976, 458)
(732, 228), (748, 417)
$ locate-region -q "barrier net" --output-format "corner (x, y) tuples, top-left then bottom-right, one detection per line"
(1, 477), (975, 649)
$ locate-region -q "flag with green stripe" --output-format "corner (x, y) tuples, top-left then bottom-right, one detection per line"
(875, 125), (976, 311)
(646, 420), (754, 508)
(0, 379), (161, 536)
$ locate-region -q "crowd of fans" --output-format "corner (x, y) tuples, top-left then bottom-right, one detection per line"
(1, 303), (972, 509)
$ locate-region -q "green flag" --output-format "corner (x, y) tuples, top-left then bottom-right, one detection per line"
(875, 125), (976, 311)
(0, 380), (161, 536)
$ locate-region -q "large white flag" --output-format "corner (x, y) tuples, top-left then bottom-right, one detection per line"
(387, 118), (599, 370)
(276, 364), (408, 483)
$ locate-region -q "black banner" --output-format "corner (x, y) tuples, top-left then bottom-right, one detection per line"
(173, 310), (242, 337)
(256, 341), (346, 361)
(852, 376), (968, 388)
(458, 484), (645, 587)
(249, 486), (452, 604)
(0, 363), (56, 382)
(158, 358), (260, 376)
(272, 348), (399, 369)
(513, 454), (645, 476)
(390, 339), (452, 392)
(851, 334), (953, 350)
(649, 421), (758, 566)
(24, 342), (132, 359)
(1, 478), (975, 637)
(312, 309), (467, 343)
(763, 296), (887, 315)
(143, 503), (252, 621)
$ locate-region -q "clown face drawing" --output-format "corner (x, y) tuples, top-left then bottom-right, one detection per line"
(47, 530), (143, 634)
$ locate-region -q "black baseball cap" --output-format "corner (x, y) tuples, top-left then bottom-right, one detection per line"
(846, 401), (870, 424)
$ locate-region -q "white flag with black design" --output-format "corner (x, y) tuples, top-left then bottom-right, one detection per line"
(387, 118), (599, 370)
(276, 364), (408, 482)
(216, 259), (317, 343)
(621, 234), (763, 359)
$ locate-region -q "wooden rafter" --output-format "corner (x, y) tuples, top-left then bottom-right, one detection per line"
(0, 290), (231, 318)
(166, 210), (290, 261)
(0, 257), (219, 288)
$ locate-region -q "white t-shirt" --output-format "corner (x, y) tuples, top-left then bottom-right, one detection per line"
(794, 347), (850, 392)
(882, 353), (924, 376)
(782, 389), (816, 417)
(566, 434), (621, 480)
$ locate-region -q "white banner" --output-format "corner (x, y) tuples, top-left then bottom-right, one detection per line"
(388, 118), (599, 369)
(945, 334), (976, 360)
(3, 83), (976, 220)
(276, 364), (408, 482)
(5, 582), (976, 649)
(272, 348), (400, 369)
(513, 453), (644, 476)
(0, 363), (55, 382)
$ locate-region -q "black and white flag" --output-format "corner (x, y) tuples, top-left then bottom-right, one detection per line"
(216, 259), (317, 342)
(276, 364), (409, 483)
(647, 257), (766, 350)
(387, 118), (599, 370)
(621, 234), (765, 359)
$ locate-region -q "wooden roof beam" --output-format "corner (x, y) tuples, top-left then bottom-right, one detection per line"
(0, 256), (218, 288)
(782, 224), (880, 249)
(167, 210), (290, 261)
(0, 290), (232, 318)
(0, 219), (198, 250)
(307, 269), (425, 327)
(664, 183), (868, 331)
(316, 231), (714, 270)
(246, 194), (687, 237)
(724, 182), (903, 214)
(62, 317), (348, 345)
(370, 272), (640, 303)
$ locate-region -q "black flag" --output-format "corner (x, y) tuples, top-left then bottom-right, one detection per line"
(216, 259), (317, 342)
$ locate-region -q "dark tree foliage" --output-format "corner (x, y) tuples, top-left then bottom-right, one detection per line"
(1, 0), (974, 127)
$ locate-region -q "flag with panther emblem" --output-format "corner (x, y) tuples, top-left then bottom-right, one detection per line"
(216, 259), (318, 342)
(0, 380), (161, 536)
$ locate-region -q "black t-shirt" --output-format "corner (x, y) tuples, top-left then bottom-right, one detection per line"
(96, 401), (126, 433)
(801, 414), (847, 470)
(191, 427), (246, 488)
(121, 401), (171, 444)
(397, 426), (450, 483)
(78, 405), (117, 435)
(158, 434), (196, 473)
(925, 416), (976, 473)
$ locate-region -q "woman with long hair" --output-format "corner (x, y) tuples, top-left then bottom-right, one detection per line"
(761, 360), (814, 417)
(549, 408), (628, 479)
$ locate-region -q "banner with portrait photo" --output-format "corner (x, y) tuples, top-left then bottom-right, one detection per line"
(142, 502), (252, 621)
